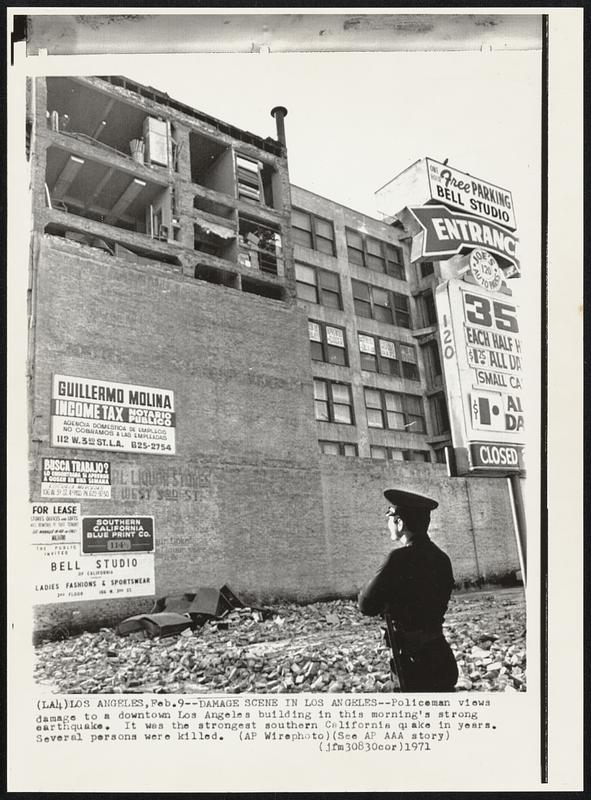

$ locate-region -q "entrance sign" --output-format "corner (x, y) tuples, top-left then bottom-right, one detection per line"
(399, 205), (519, 271)
(435, 278), (524, 475)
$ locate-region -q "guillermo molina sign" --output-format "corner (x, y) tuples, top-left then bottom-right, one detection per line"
(50, 374), (175, 455)
(397, 205), (520, 272)
(435, 278), (525, 475)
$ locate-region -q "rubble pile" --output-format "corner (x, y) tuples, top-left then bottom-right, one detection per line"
(34, 589), (525, 694)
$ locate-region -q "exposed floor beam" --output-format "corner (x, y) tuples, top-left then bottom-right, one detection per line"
(52, 155), (85, 199)
(83, 166), (115, 210)
(104, 178), (146, 223)
(90, 97), (115, 140)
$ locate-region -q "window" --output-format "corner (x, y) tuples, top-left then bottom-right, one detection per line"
(314, 380), (354, 424)
(422, 340), (443, 385)
(346, 228), (405, 280)
(364, 388), (426, 432)
(236, 155), (263, 203)
(430, 392), (450, 435)
(319, 440), (358, 456)
(419, 261), (435, 278)
(434, 447), (448, 464)
(292, 209), (335, 255)
(358, 334), (419, 380)
(370, 445), (431, 462)
(238, 216), (282, 274)
(418, 289), (438, 327)
(352, 280), (412, 328)
(309, 321), (348, 366)
(295, 263), (342, 308)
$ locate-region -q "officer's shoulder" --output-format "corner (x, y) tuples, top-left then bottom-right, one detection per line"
(385, 546), (411, 565)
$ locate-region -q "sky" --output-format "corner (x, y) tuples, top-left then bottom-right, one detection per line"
(116, 48), (542, 310)
(121, 49), (541, 250)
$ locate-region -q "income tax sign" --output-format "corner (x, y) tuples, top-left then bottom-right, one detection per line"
(435, 279), (524, 475)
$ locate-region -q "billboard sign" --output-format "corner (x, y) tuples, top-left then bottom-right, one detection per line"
(50, 375), (175, 455)
(376, 158), (516, 234)
(435, 278), (524, 475)
(399, 205), (519, 271)
(425, 158), (516, 230)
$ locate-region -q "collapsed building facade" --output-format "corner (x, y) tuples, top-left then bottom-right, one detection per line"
(27, 76), (521, 629)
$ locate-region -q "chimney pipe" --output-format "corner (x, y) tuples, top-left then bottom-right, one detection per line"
(270, 106), (288, 147)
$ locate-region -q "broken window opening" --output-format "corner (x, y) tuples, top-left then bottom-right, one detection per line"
(45, 77), (173, 169)
(193, 195), (235, 220)
(189, 130), (233, 194)
(194, 264), (239, 289)
(193, 223), (235, 260)
(235, 154), (279, 208)
(241, 277), (285, 302)
(43, 222), (181, 267)
(238, 216), (283, 276)
(45, 145), (174, 240)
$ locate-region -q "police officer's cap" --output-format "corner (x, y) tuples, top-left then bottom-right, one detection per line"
(383, 488), (439, 511)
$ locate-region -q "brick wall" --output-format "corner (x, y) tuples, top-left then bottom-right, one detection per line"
(30, 235), (520, 632)
(317, 456), (519, 593)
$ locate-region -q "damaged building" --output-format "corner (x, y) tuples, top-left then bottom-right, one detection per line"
(26, 76), (521, 629)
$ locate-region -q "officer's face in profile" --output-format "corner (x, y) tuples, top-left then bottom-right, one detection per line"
(387, 510), (404, 541)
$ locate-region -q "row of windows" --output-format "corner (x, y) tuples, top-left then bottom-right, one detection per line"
(345, 229), (405, 280)
(365, 387), (426, 433)
(295, 263), (413, 328)
(313, 379), (450, 436)
(352, 280), (411, 327)
(292, 209), (336, 256)
(319, 440), (433, 462)
(308, 320), (420, 381)
(292, 209), (406, 280)
(370, 446), (431, 462)
(313, 379), (427, 431)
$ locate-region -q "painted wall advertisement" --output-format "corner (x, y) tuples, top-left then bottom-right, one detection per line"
(435, 272), (524, 475)
(32, 504), (155, 603)
(41, 457), (112, 499)
(50, 374), (176, 455)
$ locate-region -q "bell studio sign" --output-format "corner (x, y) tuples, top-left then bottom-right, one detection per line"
(435, 274), (525, 476)
(396, 204), (520, 273)
(425, 158), (516, 230)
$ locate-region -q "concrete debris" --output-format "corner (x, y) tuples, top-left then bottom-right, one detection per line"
(117, 612), (192, 638)
(35, 590), (525, 694)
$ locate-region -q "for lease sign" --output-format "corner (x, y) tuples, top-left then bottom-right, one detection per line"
(435, 278), (524, 474)
(31, 504), (156, 603)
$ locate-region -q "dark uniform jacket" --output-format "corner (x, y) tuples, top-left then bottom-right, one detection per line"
(358, 533), (458, 691)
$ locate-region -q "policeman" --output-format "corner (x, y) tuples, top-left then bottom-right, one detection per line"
(358, 488), (458, 692)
